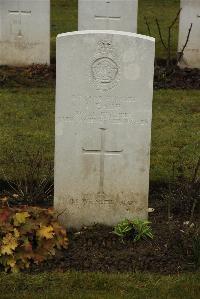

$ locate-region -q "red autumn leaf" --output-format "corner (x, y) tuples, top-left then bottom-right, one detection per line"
(23, 239), (33, 253)
(0, 209), (10, 223)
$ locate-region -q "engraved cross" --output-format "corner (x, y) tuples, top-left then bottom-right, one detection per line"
(95, 1), (121, 22)
(8, 9), (31, 37)
(82, 128), (123, 195)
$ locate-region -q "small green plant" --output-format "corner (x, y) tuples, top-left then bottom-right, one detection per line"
(113, 219), (153, 242)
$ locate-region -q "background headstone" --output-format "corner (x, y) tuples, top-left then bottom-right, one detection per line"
(178, 0), (200, 68)
(78, 0), (138, 32)
(55, 30), (155, 228)
(0, 0), (50, 66)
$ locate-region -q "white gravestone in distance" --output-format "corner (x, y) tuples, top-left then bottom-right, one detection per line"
(55, 30), (155, 228)
(78, 0), (138, 32)
(0, 0), (50, 66)
(178, 0), (200, 68)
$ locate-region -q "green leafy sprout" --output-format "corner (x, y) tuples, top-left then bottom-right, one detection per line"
(113, 219), (154, 242)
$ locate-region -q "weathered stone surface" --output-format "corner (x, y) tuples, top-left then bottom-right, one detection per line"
(0, 0), (50, 66)
(178, 0), (200, 68)
(55, 30), (155, 228)
(78, 0), (138, 32)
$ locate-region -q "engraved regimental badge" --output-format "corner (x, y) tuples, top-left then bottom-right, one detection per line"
(91, 40), (120, 91)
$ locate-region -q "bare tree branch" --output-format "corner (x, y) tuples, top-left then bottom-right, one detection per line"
(144, 16), (151, 36)
(177, 23), (193, 64)
(155, 18), (167, 50)
(192, 156), (200, 184)
(169, 8), (182, 29)
(155, 9), (183, 68)
(167, 8), (182, 67)
(167, 27), (171, 66)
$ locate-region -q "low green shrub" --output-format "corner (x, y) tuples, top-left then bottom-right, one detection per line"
(114, 219), (153, 242)
(0, 206), (68, 272)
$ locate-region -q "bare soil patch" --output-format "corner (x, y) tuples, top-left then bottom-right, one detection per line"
(28, 207), (199, 275)
(0, 64), (199, 89)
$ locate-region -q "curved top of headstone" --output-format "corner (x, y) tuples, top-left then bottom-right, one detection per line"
(57, 30), (155, 43)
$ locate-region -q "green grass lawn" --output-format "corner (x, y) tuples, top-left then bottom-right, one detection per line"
(0, 271), (200, 299)
(0, 87), (54, 181)
(0, 87), (199, 183)
(51, 0), (180, 60)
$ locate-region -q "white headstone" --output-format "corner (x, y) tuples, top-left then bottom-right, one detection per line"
(0, 0), (50, 66)
(55, 30), (155, 228)
(78, 0), (138, 32)
(178, 0), (200, 68)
